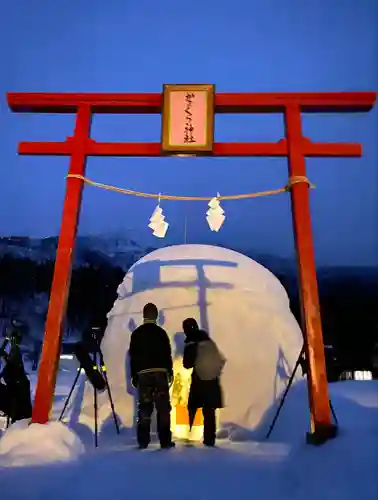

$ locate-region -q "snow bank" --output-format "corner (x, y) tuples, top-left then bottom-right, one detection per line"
(3, 381), (377, 500)
(0, 420), (84, 467)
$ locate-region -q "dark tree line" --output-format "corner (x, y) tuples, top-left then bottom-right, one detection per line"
(277, 271), (378, 370)
(0, 255), (124, 340)
(317, 275), (377, 369)
(0, 254), (377, 370)
(66, 263), (125, 331)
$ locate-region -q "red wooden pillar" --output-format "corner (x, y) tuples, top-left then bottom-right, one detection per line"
(32, 104), (92, 424)
(285, 104), (336, 443)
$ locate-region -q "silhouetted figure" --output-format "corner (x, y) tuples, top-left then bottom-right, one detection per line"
(129, 303), (174, 449)
(183, 318), (226, 447)
(0, 324), (32, 423)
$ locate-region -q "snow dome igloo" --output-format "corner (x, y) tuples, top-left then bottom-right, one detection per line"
(78, 244), (303, 441)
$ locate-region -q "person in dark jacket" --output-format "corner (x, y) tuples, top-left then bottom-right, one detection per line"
(129, 303), (175, 449)
(0, 327), (32, 423)
(183, 318), (224, 447)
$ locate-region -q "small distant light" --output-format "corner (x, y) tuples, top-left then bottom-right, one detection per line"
(60, 354), (74, 360)
(354, 371), (373, 380)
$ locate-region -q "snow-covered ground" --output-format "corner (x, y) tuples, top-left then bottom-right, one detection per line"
(0, 367), (377, 500)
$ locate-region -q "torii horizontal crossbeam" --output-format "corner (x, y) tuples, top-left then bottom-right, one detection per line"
(7, 91), (376, 114)
(17, 138), (362, 157)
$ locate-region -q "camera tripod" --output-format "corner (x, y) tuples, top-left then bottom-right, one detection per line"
(266, 344), (338, 440)
(59, 340), (120, 448)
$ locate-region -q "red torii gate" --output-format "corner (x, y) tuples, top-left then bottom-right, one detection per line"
(7, 90), (376, 444)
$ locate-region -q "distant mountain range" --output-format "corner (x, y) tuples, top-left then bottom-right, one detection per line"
(1, 235), (377, 288)
(0, 235), (378, 282)
(0, 235), (153, 270)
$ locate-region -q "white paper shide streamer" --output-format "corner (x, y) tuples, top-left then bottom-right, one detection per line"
(206, 195), (225, 232)
(148, 200), (169, 238)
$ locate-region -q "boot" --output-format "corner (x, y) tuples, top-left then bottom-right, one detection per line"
(161, 441), (175, 449)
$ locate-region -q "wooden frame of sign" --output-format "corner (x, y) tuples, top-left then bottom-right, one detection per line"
(161, 84), (215, 154)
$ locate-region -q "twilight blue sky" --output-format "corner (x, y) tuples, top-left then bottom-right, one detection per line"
(0, 0), (377, 267)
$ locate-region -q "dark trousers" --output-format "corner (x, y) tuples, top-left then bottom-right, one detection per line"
(189, 407), (216, 446)
(137, 371), (172, 447)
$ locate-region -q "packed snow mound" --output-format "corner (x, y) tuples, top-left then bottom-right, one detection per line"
(78, 244), (303, 439)
(0, 420), (84, 467)
(3, 381), (378, 500)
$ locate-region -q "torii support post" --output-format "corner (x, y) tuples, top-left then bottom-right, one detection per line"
(284, 104), (334, 443)
(7, 91), (376, 443)
(32, 104), (92, 423)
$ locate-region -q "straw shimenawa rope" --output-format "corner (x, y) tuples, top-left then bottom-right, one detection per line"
(66, 174), (315, 201)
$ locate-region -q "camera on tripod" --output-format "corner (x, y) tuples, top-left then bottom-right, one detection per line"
(266, 343), (338, 444)
(59, 324), (120, 447)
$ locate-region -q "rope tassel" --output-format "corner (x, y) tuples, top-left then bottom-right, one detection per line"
(206, 195), (225, 232)
(148, 202), (169, 238)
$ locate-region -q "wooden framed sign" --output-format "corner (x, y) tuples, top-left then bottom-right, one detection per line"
(161, 84), (215, 153)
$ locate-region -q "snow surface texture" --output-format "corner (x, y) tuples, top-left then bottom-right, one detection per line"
(1, 381), (377, 500)
(77, 244), (303, 440)
(0, 420), (84, 467)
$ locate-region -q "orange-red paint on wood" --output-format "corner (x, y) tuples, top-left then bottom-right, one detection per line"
(31, 105), (92, 424)
(284, 104), (332, 430)
(17, 139), (362, 158)
(7, 91), (376, 113)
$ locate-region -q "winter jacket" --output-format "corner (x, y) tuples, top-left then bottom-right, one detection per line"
(129, 321), (173, 383)
(183, 329), (224, 410)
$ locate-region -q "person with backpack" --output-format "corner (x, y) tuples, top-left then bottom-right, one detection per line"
(182, 318), (226, 447)
(129, 303), (175, 450)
